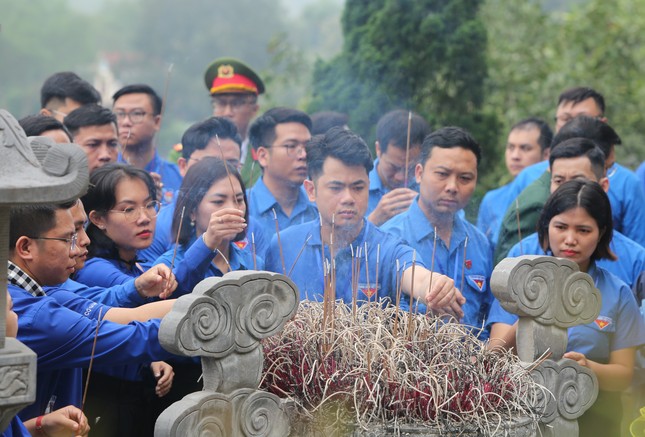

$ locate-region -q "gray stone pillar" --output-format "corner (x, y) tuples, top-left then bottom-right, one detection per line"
(492, 256), (601, 436)
(155, 271), (299, 437)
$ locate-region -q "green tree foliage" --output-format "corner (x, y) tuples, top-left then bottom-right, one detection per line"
(309, 0), (500, 178)
(482, 0), (645, 182)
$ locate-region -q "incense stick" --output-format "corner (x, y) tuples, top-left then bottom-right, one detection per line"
(288, 234), (312, 277)
(515, 199), (523, 255)
(169, 207), (185, 272)
(82, 307), (103, 412)
(425, 227), (438, 315)
(363, 241), (371, 302)
(273, 208), (286, 274)
(215, 248), (232, 273)
(251, 232), (257, 270)
(215, 134), (240, 209)
(460, 236), (469, 295)
(374, 244), (380, 302)
(407, 250), (417, 340)
(404, 111), (412, 187)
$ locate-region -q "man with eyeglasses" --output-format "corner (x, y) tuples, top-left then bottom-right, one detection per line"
(7, 201), (179, 425)
(139, 116), (250, 263)
(39, 71), (101, 122)
(367, 110), (430, 226)
(112, 84), (182, 205)
(247, 107), (318, 257)
(63, 104), (119, 172)
(204, 58), (264, 185)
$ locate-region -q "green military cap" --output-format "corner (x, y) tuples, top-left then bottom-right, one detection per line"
(204, 58), (265, 95)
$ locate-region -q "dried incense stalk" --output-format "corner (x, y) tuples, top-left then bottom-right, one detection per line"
(404, 111), (412, 187)
(394, 259), (401, 336)
(273, 208), (286, 274)
(363, 241), (370, 301)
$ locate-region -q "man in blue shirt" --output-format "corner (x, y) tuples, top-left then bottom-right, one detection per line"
(494, 115), (645, 264)
(247, 107), (318, 255)
(113, 84), (182, 205)
(504, 137), (645, 289)
(382, 127), (492, 334)
(265, 127), (465, 316)
(477, 118), (551, 248)
(367, 110), (430, 226)
(8, 202), (176, 422)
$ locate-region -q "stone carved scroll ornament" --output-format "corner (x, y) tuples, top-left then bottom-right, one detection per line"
(491, 256), (601, 328)
(155, 271), (299, 437)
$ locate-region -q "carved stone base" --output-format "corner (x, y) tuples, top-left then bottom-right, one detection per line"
(0, 338), (37, 432)
(155, 388), (290, 437)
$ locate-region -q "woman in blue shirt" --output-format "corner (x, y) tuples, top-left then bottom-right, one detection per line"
(154, 157), (261, 284)
(488, 180), (645, 435)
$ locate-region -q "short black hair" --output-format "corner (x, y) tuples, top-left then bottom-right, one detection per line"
(549, 137), (606, 180)
(509, 117), (553, 153)
(173, 157), (248, 245)
(181, 117), (242, 160)
(249, 107), (312, 151)
(551, 116), (621, 158)
(40, 71), (101, 109)
(63, 105), (117, 138)
(376, 110), (430, 153)
(419, 126), (481, 165)
(10, 201), (77, 250)
(306, 126), (373, 181)
(112, 84), (163, 115)
(558, 87), (605, 115)
(19, 114), (72, 140)
(310, 111), (349, 136)
(538, 179), (615, 262)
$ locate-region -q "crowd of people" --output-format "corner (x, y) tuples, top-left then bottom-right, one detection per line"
(3, 57), (645, 436)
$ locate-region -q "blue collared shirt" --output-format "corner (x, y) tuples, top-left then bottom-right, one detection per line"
(247, 177), (318, 254)
(477, 183), (514, 248)
(508, 231), (645, 289)
(487, 263), (645, 363)
(264, 219), (422, 303)
(382, 198), (493, 333)
(118, 151), (182, 205)
(504, 161), (645, 247)
(10, 282), (171, 421)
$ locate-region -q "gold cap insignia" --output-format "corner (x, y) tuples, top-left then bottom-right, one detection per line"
(218, 64), (234, 79)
